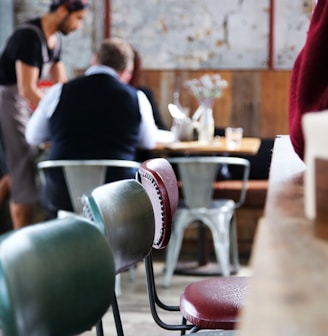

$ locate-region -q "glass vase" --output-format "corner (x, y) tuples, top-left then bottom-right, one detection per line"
(195, 98), (215, 143)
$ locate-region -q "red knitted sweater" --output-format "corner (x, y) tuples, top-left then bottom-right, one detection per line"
(289, 0), (328, 160)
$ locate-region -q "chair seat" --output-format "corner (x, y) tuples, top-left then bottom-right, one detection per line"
(180, 276), (247, 330)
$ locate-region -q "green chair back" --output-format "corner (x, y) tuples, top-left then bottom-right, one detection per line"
(0, 217), (115, 336)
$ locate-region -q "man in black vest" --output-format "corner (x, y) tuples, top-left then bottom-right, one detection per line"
(26, 37), (158, 218)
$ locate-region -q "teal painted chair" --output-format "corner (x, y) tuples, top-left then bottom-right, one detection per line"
(82, 179), (155, 336)
(0, 216), (115, 336)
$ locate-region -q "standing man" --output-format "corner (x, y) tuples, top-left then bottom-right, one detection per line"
(0, 0), (88, 229)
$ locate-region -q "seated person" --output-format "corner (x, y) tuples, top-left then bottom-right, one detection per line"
(120, 47), (172, 161)
(127, 48), (168, 130)
(25, 37), (158, 218)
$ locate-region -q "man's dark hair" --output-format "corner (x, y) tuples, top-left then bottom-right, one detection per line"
(50, 0), (88, 12)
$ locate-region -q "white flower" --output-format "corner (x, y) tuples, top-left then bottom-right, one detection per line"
(185, 74), (228, 100)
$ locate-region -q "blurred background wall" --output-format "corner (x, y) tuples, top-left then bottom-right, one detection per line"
(111, 0), (312, 70)
(0, 0), (315, 136)
(0, 0), (313, 76)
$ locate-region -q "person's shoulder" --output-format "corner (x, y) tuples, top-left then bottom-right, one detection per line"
(25, 18), (41, 27)
(13, 18), (42, 40)
(138, 86), (154, 98)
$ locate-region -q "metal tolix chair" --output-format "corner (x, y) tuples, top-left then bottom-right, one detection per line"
(163, 156), (250, 287)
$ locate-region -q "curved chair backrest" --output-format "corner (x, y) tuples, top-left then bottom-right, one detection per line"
(82, 179), (155, 273)
(37, 159), (141, 214)
(137, 158), (179, 249)
(137, 158), (195, 332)
(0, 217), (115, 336)
(168, 156), (250, 208)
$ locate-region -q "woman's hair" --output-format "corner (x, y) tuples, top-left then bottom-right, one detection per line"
(129, 48), (142, 87)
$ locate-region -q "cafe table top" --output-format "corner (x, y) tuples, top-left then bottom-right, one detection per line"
(153, 137), (261, 156)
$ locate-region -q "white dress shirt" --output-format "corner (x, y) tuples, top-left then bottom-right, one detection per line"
(26, 65), (160, 150)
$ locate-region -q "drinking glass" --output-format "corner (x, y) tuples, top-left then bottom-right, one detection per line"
(225, 127), (243, 149)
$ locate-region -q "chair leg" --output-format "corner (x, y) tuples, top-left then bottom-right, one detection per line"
(111, 292), (125, 336)
(115, 274), (122, 297)
(230, 213), (240, 273)
(96, 320), (104, 336)
(163, 211), (189, 288)
(128, 265), (136, 281)
(115, 267), (135, 298)
(210, 212), (232, 276)
(163, 229), (184, 288)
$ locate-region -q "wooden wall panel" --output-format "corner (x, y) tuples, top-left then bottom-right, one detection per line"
(211, 71), (233, 130)
(231, 71), (261, 137)
(260, 70), (291, 138)
(141, 69), (291, 138)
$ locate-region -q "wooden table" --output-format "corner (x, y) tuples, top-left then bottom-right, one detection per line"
(238, 135), (328, 335)
(154, 137), (261, 156)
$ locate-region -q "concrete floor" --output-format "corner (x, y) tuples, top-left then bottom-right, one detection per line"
(81, 260), (252, 336)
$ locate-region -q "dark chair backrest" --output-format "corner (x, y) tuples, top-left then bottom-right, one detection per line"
(82, 179), (155, 273)
(81, 179), (155, 336)
(0, 217), (115, 336)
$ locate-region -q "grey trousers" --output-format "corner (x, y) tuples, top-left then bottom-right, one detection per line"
(0, 85), (38, 204)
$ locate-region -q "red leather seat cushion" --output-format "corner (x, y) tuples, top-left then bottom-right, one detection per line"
(180, 276), (248, 330)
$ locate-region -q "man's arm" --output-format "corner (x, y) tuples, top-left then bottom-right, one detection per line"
(25, 83), (62, 146)
(137, 90), (158, 150)
(15, 60), (44, 107)
(49, 61), (67, 83)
